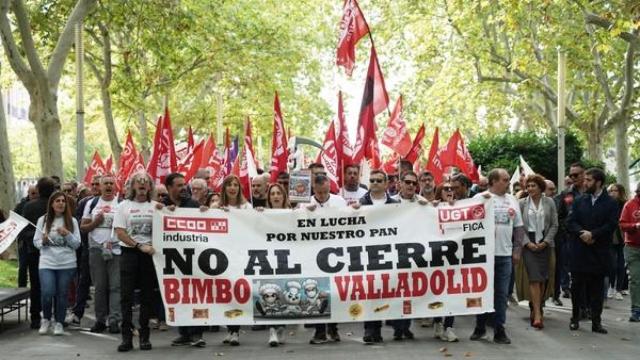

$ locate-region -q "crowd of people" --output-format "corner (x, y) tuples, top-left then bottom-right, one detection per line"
(3, 160), (639, 352)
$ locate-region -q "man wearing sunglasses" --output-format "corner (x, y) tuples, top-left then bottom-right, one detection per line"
(353, 169), (400, 344)
(555, 163), (587, 305)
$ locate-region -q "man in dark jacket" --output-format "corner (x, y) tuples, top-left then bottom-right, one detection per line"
(14, 185), (38, 287)
(353, 169), (400, 344)
(567, 168), (618, 334)
(20, 177), (55, 329)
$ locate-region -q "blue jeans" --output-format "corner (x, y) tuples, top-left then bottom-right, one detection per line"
(40, 268), (76, 323)
(476, 256), (512, 331)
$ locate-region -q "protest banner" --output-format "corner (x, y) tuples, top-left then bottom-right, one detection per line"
(152, 198), (495, 326)
(0, 211), (31, 255)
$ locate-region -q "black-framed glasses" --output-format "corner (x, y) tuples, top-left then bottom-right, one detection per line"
(370, 178), (385, 184)
(443, 187), (454, 191)
(403, 180), (418, 186)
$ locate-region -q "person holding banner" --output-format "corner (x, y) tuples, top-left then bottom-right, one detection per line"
(353, 169), (400, 344)
(432, 177), (465, 343)
(33, 191), (81, 335)
(258, 183), (292, 346)
(160, 173), (207, 348)
(114, 172), (157, 352)
(340, 165), (367, 205)
(517, 174), (558, 330)
(390, 171), (428, 341)
(470, 168), (525, 344)
(305, 174), (347, 344)
(211, 175), (251, 346)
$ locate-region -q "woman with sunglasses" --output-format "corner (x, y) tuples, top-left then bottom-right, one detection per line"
(113, 172), (157, 351)
(33, 191), (81, 335)
(210, 175), (251, 346)
(517, 174), (558, 329)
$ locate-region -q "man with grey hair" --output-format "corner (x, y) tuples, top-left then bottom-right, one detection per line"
(470, 168), (525, 344)
(190, 178), (209, 206)
(544, 180), (557, 198)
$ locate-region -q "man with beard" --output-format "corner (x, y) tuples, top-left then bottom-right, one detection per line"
(418, 171), (436, 201)
(340, 164), (367, 205)
(567, 168), (618, 334)
(251, 174), (269, 207)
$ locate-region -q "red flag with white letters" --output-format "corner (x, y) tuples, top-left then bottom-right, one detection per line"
(269, 92), (289, 182)
(318, 121), (340, 193)
(336, 0), (370, 76)
(335, 92), (352, 185)
(381, 95), (412, 157)
(116, 131), (138, 191)
(147, 107), (177, 184)
(83, 151), (107, 185)
(404, 123), (425, 164)
(425, 128), (445, 184)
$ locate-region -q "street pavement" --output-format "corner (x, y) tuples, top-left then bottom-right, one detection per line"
(0, 295), (638, 360)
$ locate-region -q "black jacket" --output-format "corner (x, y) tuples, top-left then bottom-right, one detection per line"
(567, 191), (619, 274)
(19, 197), (48, 253)
(359, 192), (399, 206)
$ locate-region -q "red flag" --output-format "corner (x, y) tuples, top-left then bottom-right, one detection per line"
(336, 0), (370, 76)
(335, 92), (352, 185)
(413, 159), (421, 174)
(404, 124), (425, 164)
(223, 128), (232, 175)
(352, 46), (389, 164)
(186, 126), (195, 151)
(180, 140), (205, 183)
(200, 135), (215, 168)
(104, 155), (113, 175)
(368, 139), (382, 170)
(382, 153), (400, 175)
(425, 128), (445, 184)
(127, 153), (146, 181)
(116, 131), (138, 191)
(244, 118), (257, 165)
(445, 129), (478, 181)
(83, 151), (106, 185)
(206, 147), (225, 192)
(230, 151), (241, 177)
(318, 121), (340, 193)
(381, 95), (412, 157)
(176, 126), (195, 161)
(269, 92), (289, 182)
(147, 107), (177, 184)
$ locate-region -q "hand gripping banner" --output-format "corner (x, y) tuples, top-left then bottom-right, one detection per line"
(152, 198), (495, 325)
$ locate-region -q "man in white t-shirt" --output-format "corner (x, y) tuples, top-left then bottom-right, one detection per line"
(340, 164), (367, 205)
(80, 174), (121, 334)
(305, 175), (346, 344)
(470, 168), (525, 345)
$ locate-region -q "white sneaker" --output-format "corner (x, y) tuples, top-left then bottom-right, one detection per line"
(276, 326), (285, 344)
(440, 327), (459, 342)
(607, 288), (615, 299)
(615, 292), (624, 301)
(621, 290), (630, 296)
(434, 322), (444, 338)
(229, 332), (239, 346)
(222, 332), (233, 344)
(269, 327), (279, 347)
(53, 322), (64, 336)
(39, 319), (51, 335)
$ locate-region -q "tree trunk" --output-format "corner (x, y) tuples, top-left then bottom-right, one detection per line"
(0, 88), (16, 211)
(614, 117), (630, 191)
(585, 119), (602, 162)
(100, 86), (121, 161)
(30, 96), (64, 179)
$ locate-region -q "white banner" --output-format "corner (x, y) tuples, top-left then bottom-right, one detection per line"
(0, 211), (31, 255)
(152, 198), (495, 325)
